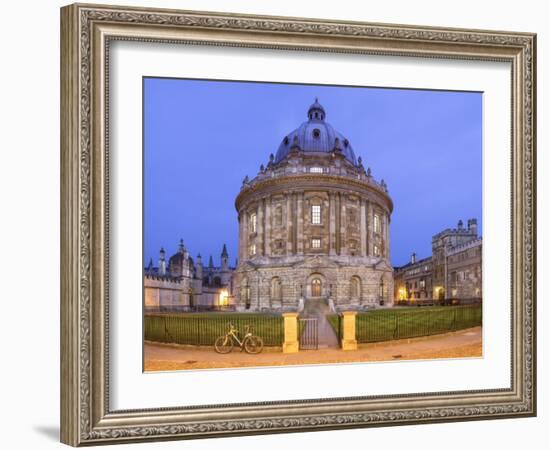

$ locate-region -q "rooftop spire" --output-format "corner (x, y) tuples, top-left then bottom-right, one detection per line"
(208, 255), (214, 268)
(307, 97), (326, 121)
(221, 243), (228, 258)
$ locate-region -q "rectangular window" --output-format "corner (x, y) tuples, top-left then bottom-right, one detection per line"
(309, 167), (323, 173)
(311, 238), (321, 249)
(250, 212), (257, 233)
(374, 213), (381, 233)
(311, 205), (321, 224)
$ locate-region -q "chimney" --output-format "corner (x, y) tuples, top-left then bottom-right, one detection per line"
(411, 252), (416, 264)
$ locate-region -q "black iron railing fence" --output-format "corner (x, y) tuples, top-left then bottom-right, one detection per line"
(144, 313), (284, 346)
(144, 305), (236, 314)
(327, 304), (482, 344)
(395, 298), (482, 307)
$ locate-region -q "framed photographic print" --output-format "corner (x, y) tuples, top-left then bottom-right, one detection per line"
(60, 3), (536, 446)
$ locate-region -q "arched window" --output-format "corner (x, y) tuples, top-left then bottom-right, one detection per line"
(270, 277), (282, 302)
(350, 276), (361, 299)
(213, 276), (221, 287)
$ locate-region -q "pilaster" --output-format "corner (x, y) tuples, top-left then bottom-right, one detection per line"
(360, 198), (367, 256)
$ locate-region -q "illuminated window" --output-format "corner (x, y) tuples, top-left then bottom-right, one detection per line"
(218, 289), (229, 306)
(311, 238), (321, 249)
(311, 205), (321, 224)
(310, 167), (323, 173)
(374, 214), (381, 233)
(249, 244), (256, 256)
(250, 212), (257, 233)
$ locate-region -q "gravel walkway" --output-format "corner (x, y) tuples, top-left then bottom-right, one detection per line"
(144, 326), (482, 372)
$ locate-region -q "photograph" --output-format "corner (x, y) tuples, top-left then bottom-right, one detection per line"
(55, 2), (536, 446)
(142, 78), (483, 371)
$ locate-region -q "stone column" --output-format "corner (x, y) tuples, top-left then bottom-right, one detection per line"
(341, 311), (358, 350)
(329, 193), (336, 255)
(242, 211), (249, 260)
(286, 193), (293, 254)
(360, 199), (367, 257)
(382, 213), (388, 258)
(296, 192), (304, 255)
(367, 201), (373, 256)
(237, 213), (243, 262)
(264, 196), (271, 256)
(384, 213), (390, 261)
(339, 193), (347, 255)
(282, 312), (299, 353)
(257, 199), (264, 256)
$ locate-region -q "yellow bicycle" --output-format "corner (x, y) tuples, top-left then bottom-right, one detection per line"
(214, 323), (264, 354)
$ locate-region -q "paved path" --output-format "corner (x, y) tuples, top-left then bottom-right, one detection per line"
(145, 326), (482, 372)
(300, 298), (338, 349)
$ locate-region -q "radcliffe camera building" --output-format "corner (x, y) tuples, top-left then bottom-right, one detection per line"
(143, 100), (482, 311)
(233, 99), (393, 310)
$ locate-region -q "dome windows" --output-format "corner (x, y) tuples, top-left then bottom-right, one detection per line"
(312, 128), (321, 139)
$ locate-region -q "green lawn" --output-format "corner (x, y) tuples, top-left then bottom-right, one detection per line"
(328, 305), (481, 344)
(326, 314), (341, 340)
(144, 312), (284, 346)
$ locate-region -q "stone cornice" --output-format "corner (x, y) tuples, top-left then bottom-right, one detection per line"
(235, 174), (393, 214)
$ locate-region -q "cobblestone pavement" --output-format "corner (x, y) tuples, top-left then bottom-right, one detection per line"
(144, 326), (482, 372)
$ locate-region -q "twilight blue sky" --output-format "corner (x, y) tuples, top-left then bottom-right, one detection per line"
(144, 78), (482, 268)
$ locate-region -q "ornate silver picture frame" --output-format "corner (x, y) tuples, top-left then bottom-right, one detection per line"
(60, 3), (536, 446)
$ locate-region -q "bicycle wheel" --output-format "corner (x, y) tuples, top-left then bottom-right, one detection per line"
(244, 336), (264, 354)
(214, 335), (234, 354)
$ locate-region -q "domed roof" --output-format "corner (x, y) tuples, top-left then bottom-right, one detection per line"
(274, 99), (358, 166)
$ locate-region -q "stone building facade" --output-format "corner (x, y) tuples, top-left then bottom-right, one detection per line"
(144, 241), (235, 311)
(233, 99), (394, 311)
(394, 219), (482, 304)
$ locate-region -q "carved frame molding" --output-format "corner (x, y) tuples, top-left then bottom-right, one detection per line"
(60, 3), (536, 446)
